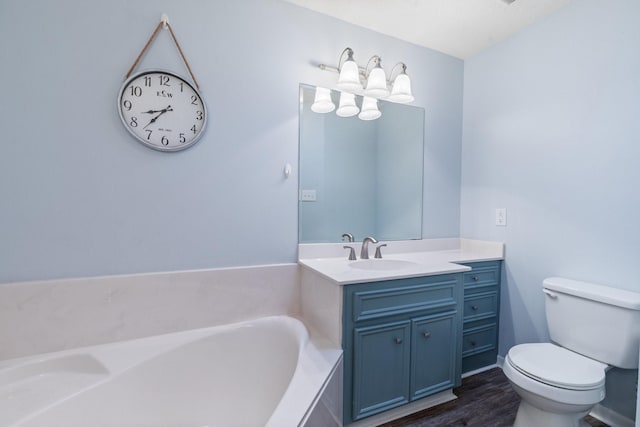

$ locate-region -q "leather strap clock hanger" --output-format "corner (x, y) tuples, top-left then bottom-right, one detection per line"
(118, 14), (207, 152)
(125, 14), (200, 90)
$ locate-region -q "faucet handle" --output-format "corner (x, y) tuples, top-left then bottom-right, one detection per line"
(343, 246), (357, 261)
(374, 244), (387, 259)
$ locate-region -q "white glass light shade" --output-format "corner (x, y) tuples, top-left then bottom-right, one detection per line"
(336, 92), (359, 117)
(358, 97), (381, 121)
(364, 66), (389, 97)
(310, 87), (335, 113)
(387, 73), (414, 103)
(337, 60), (362, 91)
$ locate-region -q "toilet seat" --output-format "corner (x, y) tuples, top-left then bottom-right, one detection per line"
(507, 343), (607, 391)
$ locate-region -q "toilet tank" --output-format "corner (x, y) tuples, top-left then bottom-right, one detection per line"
(543, 277), (640, 369)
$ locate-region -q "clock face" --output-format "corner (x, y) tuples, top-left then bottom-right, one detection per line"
(118, 70), (207, 152)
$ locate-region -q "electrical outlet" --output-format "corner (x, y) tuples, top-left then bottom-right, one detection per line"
(300, 189), (317, 202)
(495, 208), (507, 226)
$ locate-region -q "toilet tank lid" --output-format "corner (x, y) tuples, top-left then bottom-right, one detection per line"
(543, 277), (640, 310)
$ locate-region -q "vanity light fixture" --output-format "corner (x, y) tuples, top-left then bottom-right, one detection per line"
(336, 92), (360, 117)
(315, 47), (414, 120)
(363, 55), (390, 98)
(336, 48), (362, 92)
(387, 62), (415, 103)
(310, 87), (335, 113)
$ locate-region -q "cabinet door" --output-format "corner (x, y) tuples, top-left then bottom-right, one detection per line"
(352, 320), (411, 421)
(410, 311), (456, 400)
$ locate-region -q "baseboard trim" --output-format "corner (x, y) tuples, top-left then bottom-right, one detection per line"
(462, 364), (499, 379)
(347, 390), (457, 427)
(589, 404), (635, 427)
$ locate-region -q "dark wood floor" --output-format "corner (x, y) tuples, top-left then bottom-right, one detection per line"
(379, 368), (609, 427)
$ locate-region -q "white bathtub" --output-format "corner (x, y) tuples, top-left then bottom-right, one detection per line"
(0, 316), (341, 427)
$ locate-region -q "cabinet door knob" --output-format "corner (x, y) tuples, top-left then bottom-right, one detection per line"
(395, 338), (403, 344)
(473, 276), (479, 281)
(470, 341), (477, 347)
(471, 305), (479, 311)
(423, 332), (431, 339)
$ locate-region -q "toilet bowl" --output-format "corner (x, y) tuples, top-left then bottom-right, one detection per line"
(503, 277), (640, 427)
(503, 343), (607, 427)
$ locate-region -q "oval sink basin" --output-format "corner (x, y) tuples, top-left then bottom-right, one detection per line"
(349, 259), (418, 271)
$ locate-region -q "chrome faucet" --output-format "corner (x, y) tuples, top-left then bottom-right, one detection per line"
(341, 233), (354, 243)
(360, 236), (379, 260)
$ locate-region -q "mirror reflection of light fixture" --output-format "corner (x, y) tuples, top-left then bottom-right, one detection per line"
(358, 97), (381, 121)
(387, 63), (414, 104)
(364, 56), (389, 98)
(336, 48), (362, 92)
(336, 92), (360, 117)
(310, 87), (335, 113)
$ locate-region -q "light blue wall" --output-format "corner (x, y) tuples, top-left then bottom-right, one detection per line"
(0, 0), (463, 283)
(461, 0), (640, 418)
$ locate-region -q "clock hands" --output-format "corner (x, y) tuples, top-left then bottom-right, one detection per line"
(141, 107), (172, 114)
(143, 105), (173, 129)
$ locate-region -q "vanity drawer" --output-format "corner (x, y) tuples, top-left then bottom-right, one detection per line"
(462, 324), (497, 357)
(463, 266), (499, 288)
(463, 290), (498, 321)
(349, 276), (459, 323)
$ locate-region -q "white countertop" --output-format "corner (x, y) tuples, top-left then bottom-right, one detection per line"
(298, 238), (504, 285)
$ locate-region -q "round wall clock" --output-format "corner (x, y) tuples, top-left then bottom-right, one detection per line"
(118, 70), (207, 152)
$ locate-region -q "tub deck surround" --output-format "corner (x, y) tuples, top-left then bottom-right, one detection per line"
(298, 238), (504, 285)
(0, 264), (300, 361)
(0, 316), (342, 427)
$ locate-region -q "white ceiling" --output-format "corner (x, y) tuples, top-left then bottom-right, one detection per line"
(285, 0), (574, 59)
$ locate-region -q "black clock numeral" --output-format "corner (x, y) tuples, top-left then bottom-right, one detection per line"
(179, 82), (184, 93)
(179, 133), (186, 143)
(161, 136), (169, 146)
(130, 117), (138, 127)
(143, 76), (152, 87)
(123, 100), (132, 111)
(145, 130), (152, 140)
(191, 124), (197, 134)
(196, 111), (203, 120)
(159, 75), (170, 86)
(190, 95), (198, 105)
(129, 86), (142, 97)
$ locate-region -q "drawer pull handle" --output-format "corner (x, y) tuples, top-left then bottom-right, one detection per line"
(470, 341), (477, 347)
(473, 276), (479, 281)
(423, 332), (431, 339)
(395, 338), (403, 344)
(471, 305), (479, 311)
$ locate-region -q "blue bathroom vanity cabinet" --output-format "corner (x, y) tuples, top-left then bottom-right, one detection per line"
(341, 261), (502, 425)
(342, 273), (463, 424)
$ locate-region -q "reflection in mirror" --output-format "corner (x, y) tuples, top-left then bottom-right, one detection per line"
(298, 84), (424, 243)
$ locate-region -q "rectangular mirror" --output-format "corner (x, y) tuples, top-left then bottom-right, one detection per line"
(298, 84), (424, 243)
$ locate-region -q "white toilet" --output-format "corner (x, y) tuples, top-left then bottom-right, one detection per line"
(503, 277), (640, 427)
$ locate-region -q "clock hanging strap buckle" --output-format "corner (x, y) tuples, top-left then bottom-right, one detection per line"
(124, 14), (201, 90)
